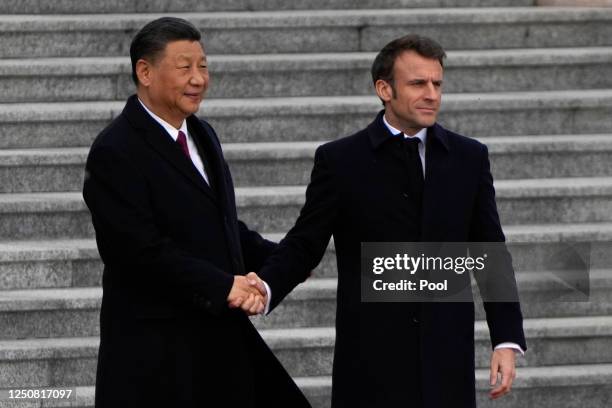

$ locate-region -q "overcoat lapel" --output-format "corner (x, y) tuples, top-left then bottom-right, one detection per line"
(123, 96), (218, 204)
(187, 117), (228, 206)
(421, 123), (451, 242)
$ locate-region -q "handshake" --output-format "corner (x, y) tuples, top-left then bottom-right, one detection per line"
(227, 272), (268, 316)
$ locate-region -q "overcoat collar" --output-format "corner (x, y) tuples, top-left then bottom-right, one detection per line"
(367, 110), (450, 152)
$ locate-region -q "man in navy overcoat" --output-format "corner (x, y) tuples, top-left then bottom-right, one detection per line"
(259, 35), (527, 408)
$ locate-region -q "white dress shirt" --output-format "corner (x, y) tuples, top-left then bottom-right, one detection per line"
(138, 99), (272, 314)
(382, 114), (524, 355)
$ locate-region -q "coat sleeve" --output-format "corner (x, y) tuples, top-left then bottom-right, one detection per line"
(259, 145), (339, 311)
(83, 144), (234, 315)
(469, 143), (527, 351)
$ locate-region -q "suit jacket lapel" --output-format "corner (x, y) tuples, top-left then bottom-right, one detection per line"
(123, 95), (218, 203)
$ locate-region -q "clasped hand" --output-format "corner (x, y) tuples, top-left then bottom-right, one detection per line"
(227, 272), (268, 316)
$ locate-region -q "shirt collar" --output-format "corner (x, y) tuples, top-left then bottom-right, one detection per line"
(138, 98), (188, 141)
(382, 113), (427, 145)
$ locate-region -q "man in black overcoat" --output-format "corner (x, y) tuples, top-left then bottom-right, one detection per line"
(83, 17), (311, 408)
(258, 35), (527, 407)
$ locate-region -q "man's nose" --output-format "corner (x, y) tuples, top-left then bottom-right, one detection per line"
(190, 67), (206, 87)
(423, 81), (439, 101)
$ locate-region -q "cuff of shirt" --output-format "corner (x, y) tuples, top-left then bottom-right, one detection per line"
(494, 342), (525, 356)
(262, 280), (272, 315)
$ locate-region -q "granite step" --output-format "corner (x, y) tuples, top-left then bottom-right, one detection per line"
(0, 0), (535, 14)
(1, 8), (612, 58)
(1, 364), (610, 408)
(1, 90), (610, 149)
(2, 47), (611, 102)
(2, 178), (611, 238)
(1, 269), (611, 337)
(0, 316), (611, 385)
(493, 176), (612, 225)
(0, 148), (86, 194)
(3, 134), (612, 193)
(540, 0), (612, 5)
(0, 287), (101, 340)
(0, 239), (99, 290)
(1, 223), (611, 289)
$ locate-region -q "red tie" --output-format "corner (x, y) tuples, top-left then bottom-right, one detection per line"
(177, 130), (190, 158)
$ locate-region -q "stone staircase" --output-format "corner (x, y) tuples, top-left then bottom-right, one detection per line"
(1, 1), (612, 407)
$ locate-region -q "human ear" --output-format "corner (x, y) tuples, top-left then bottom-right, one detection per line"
(375, 79), (393, 103)
(135, 59), (153, 87)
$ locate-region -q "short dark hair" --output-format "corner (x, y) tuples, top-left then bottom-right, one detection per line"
(129, 17), (202, 85)
(371, 34), (446, 103)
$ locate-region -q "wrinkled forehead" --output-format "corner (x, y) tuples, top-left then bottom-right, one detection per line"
(394, 50), (444, 79)
(158, 40), (207, 62)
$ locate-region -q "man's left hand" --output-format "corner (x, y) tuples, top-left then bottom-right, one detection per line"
(489, 348), (516, 399)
